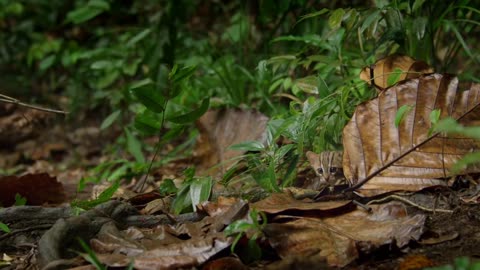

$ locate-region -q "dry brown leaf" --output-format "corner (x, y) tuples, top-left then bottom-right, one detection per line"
(0, 173), (65, 206)
(360, 54), (433, 91)
(264, 202), (425, 267)
(252, 191), (353, 215)
(194, 109), (269, 177)
(343, 73), (480, 196)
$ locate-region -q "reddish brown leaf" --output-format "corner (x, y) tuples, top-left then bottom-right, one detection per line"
(0, 173), (65, 206)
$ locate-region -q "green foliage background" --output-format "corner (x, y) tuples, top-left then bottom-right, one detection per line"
(1, 0), (479, 194)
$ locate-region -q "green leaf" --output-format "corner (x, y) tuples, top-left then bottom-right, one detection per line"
(169, 65), (197, 84)
(328, 8), (345, 29)
(159, 179), (177, 196)
(39, 55), (56, 71)
(395, 105), (414, 127)
(0, 222), (10, 233)
(126, 29), (152, 47)
(124, 128), (145, 163)
(171, 184), (192, 215)
(189, 177), (212, 211)
(66, 0), (110, 24)
(229, 141), (265, 152)
(72, 181), (120, 210)
(100, 110), (121, 130)
(134, 111), (162, 135)
(294, 76), (319, 94)
(224, 220), (253, 236)
(429, 109), (441, 125)
(90, 60), (112, 70)
(131, 80), (165, 113)
(77, 238), (106, 270)
(97, 70), (120, 89)
(14, 193), (27, 206)
(412, 0), (426, 12)
(168, 98), (209, 124)
(387, 68), (403, 87)
(297, 8), (329, 24)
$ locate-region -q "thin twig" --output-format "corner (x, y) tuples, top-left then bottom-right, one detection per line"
(367, 194), (453, 213)
(0, 94), (68, 115)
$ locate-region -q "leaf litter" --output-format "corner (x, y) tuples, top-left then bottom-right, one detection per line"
(2, 56), (480, 269)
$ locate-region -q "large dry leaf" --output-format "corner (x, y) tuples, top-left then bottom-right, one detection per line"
(264, 202), (425, 267)
(343, 73), (480, 196)
(0, 173), (65, 206)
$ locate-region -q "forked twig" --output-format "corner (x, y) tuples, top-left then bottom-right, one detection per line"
(0, 93), (68, 115)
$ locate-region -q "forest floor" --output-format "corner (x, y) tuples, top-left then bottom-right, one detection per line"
(1, 105), (480, 270)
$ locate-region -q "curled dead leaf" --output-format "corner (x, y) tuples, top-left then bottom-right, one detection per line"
(360, 54), (433, 91)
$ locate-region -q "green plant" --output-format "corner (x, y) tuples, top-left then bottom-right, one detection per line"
(170, 168), (212, 214)
(224, 208), (267, 263)
(77, 238), (106, 270)
(425, 257), (480, 270)
(0, 222), (10, 233)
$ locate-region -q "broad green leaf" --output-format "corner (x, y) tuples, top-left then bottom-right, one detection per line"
(229, 141), (265, 152)
(189, 177), (212, 211)
(328, 8), (345, 29)
(124, 128), (145, 163)
(159, 179), (177, 196)
(100, 110), (121, 130)
(394, 105), (413, 128)
(134, 111), (162, 135)
(0, 222), (10, 233)
(171, 184), (192, 214)
(387, 68), (403, 87)
(131, 81), (165, 113)
(168, 98), (209, 124)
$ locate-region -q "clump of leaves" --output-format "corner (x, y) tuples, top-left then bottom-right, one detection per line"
(224, 208), (267, 263)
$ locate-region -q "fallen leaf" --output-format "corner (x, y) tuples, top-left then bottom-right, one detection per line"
(344, 74), (480, 196)
(264, 202), (425, 267)
(0, 173), (65, 206)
